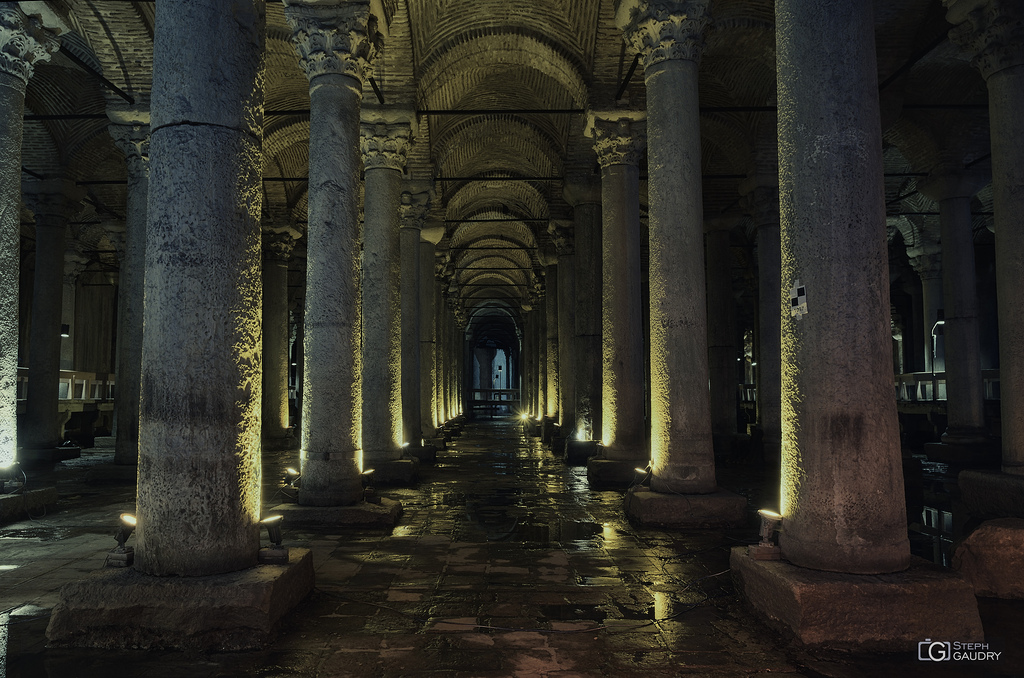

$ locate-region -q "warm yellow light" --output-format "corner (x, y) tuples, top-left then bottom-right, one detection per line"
(259, 514), (283, 525)
(120, 513), (137, 527)
(757, 509), (782, 521)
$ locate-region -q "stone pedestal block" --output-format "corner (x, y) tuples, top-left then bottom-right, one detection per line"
(268, 498), (402, 527)
(586, 458), (643, 486)
(424, 436), (446, 450)
(565, 439), (599, 466)
(0, 486), (57, 524)
(953, 518), (1024, 598)
(624, 486), (747, 528)
(549, 436), (568, 455)
(19, 444), (80, 468)
(369, 458), (419, 484)
(405, 444), (437, 464)
(959, 470), (1024, 519)
(730, 548), (983, 650)
(46, 548), (315, 650)
(924, 440), (1000, 468)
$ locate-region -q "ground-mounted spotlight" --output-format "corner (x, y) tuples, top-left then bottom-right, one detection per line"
(361, 469), (380, 504)
(107, 513), (137, 567)
(284, 467), (300, 488)
(633, 463), (652, 486)
(258, 515), (289, 565)
(748, 509), (783, 560)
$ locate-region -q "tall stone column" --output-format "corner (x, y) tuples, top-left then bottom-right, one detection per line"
(262, 231), (296, 446)
(908, 246), (944, 373)
(399, 186), (429, 447)
(563, 177), (602, 442)
(0, 7), (59, 465)
(948, 0), (1024, 476)
(588, 114), (646, 473)
(743, 182), (782, 463)
(522, 306), (535, 418)
(436, 289), (447, 424)
(419, 236), (439, 437)
(705, 219), (738, 453)
(919, 172), (988, 447)
(543, 260), (559, 422)
(775, 0), (909, 574)
(284, 1), (378, 505)
(23, 180), (83, 451)
(60, 253), (88, 371)
(360, 115), (412, 479)
(618, 0), (716, 493)
(108, 119), (149, 465)
(136, 0), (265, 576)
(550, 223), (576, 435)
(536, 295), (547, 420)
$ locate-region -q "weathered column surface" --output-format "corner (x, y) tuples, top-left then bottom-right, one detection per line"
(262, 231), (296, 445)
(0, 8), (59, 464)
(285, 1), (376, 505)
(108, 119), (149, 465)
(419, 236), (439, 436)
(564, 177), (602, 441)
(543, 260), (559, 422)
(705, 220), (738, 453)
(136, 0), (265, 576)
(919, 172), (988, 444)
(435, 288), (446, 424)
(551, 224), (576, 433)
(24, 180), (83, 450)
(399, 186), (429, 445)
(60, 254), (87, 371)
(619, 0), (714, 490)
(590, 115), (646, 461)
(908, 246), (944, 374)
(948, 0), (1024, 475)
(360, 115), (410, 465)
(776, 0), (909, 573)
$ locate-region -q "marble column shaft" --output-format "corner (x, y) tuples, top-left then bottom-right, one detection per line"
(706, 224), (738, 441)
(0, 7), (59, 464)
(262, 232), (294, 440)
(592, 117), (646, 459)
(419, 241), (436, 435)
(399, 190), (428, 445)
(948, 0), (1024, 473)
(108, 122), (149, 465)
(360, 121), (409, 461)
(557, 249), (575, 430)
(776, 0), (909, 574)
(137, 0), (265, 576)
(60, 255), (87, 371)
(545, 265), (559, 420)
(284, 1), (377, 505)
(24, 181), (83, 449)
(747, 185), (782, 460)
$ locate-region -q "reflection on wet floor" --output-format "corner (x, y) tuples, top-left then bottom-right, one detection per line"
(2, 418), (1023, 677)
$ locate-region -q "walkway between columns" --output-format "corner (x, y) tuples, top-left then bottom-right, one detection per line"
(2, 423), (1023, 675)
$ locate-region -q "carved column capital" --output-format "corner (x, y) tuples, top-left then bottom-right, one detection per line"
(587, 115), (646, 169)
(548, 220), (574, 256)
(108, 122), (151, 181)
(360, 121), (411, 171)
(0, 7), (60, 86)
(263, 232), (296, 261)
(616, 0), (711, 70)
(23, 178), (85, 224)
(946, 0), (1024, 79)
(283, 1), (381, 84)
(741, 185), (780, 228)
(400, 186), (431, 229)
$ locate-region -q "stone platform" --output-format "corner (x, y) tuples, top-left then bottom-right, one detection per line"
(0, 486), (58, 524)
(953, 518), (1024, 599)
(46, 548), (315, 650)
(923, 440), (1000, 468)
(587, 458), (644, 486)
(625, 486), (747, 528)
(405, 444), (437, 464)
(268, 497), (402, 527)
(368, 458), (418, 484)
(564, 439), (599, 466)
(730, 548), (984, 650)
(959, 470), (1024, 519)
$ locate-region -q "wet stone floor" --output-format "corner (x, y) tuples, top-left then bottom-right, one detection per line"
(2, 419), (1021, 677)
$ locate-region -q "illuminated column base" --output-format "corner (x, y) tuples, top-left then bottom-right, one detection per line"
(625, 486), (745, 528)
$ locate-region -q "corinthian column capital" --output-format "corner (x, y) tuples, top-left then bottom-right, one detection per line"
(360, 121), (411, 171)
(400, 183), (431, 229)
(0, 6), (60, 85)
(587, 114), (647, 168)
(616, 0), (711, 69)
(283, 0), (381, 84)
(946, 0), (1024, 79)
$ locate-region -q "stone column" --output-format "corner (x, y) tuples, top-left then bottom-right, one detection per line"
(563, 176), (602, 442)
(705, 219), (738, 453)
(136, 0), (265, 576)
(588, 115), (646, 471)
(262, 231), (296, 446)
(60, 253), (88, 371)
(543, 261), (559, 422)
(419, 236), (439, 437)
(743, 183), (782, 462)
(919, 172), (988, 446)
(550, 223), (576, 435)
(948, 0), (1024, 476)
(284, 1), (378, 505)
(108, 119), (149, 465)
(618, 0), (716, 492)
(0, 7), (59, 465)
(436, 288), (446, 424)
(360, 115), (411, 476)
(23, 180), (84, 451)
(775, 0), (909, 573)
(908, 246), (944, 373)
(399, 186), (429, 447)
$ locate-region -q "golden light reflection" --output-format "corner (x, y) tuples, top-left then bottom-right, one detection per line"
(654, 591), (670, 620)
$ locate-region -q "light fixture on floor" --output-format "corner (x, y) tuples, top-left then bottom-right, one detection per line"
(107, 513), (136, 567)
(284, 467), (300, 488)
(633, 463), (652, 486)
(258, 515), (288, 565)
(361, 468), (380, 504)
(60, 324), (70, 338)
(749, 509), (782, 560)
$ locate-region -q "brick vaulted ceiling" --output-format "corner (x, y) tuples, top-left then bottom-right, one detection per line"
(17, 0), (991, 336)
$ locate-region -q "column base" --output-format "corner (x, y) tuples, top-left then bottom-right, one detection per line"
(18, 444), (80, 468)
(424, 436), (446, 450)
(624, 486), (746, 528)
(730, 548), (983, 650)
(0, 487), (58, 525)
(46, 548), (315, 650)
(959, 470), (1024, 519)
(923, 439), (1000, 468)
(365, 458), (419, 484)
(541, 419), (558, 442)
(564, 439), (599, 466)
(268, 497), (402, 527)
(404, 444), (437, 464)
(953, 518), (1024, 599)
(549, 436), (568, 455)
(586, 458), (644, 487)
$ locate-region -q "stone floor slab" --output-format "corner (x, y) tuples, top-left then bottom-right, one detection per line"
(624, 486), (747, 528)
(268, 497), (402, 527)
